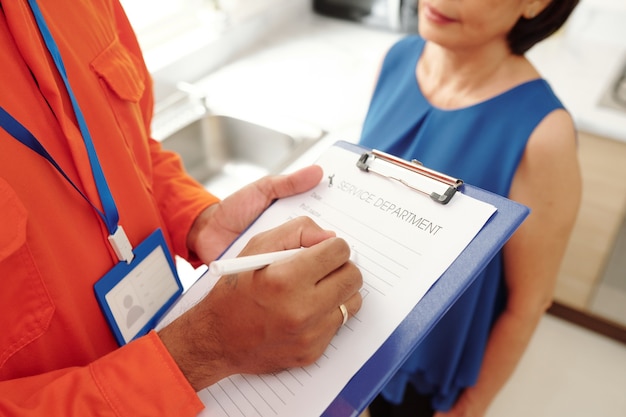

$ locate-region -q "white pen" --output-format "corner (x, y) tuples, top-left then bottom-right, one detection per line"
(208, 248), (304, 276)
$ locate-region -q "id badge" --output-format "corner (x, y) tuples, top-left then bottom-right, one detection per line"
(94, 229), (183, 346)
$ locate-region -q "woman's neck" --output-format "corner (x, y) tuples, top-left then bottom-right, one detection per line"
(417, 40), (536, 109)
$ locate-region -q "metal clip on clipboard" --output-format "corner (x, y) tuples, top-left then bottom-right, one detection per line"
(356, 149), (463, 205)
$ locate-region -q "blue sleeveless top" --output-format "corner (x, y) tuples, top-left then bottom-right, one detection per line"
(360, 36), (564, 410)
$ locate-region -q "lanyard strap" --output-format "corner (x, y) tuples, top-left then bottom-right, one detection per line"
(0, 107), (112, 229)
(25, 0), (119, 236)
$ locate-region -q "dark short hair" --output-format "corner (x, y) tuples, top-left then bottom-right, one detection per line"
(508, 0), (579, 55)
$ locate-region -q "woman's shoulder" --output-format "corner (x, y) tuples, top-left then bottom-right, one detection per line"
(495, 78), (564, 115)
(380, 35), (425, 73)
(388, 35), (425, 55)
(492, 55), (564, 110)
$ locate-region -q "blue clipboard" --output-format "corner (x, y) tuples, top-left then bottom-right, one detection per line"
(321, 141), (530, 416)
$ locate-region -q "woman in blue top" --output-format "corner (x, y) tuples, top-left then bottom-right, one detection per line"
(360, 0), (582, 416)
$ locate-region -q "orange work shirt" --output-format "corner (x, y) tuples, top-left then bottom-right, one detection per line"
(0, 0), (218, 415)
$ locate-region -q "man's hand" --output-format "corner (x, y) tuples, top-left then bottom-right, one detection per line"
(160, 217), (363, 391)
(187, 165), (324, 264)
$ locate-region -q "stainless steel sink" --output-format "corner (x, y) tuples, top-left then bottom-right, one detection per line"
(159, 114), (325, 198)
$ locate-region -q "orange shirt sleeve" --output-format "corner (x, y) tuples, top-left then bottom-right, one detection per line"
(148, 138), (218, 264)
(0, 332), (204, 416)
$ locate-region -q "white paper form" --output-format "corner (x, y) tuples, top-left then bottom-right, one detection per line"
(158, 144), (497, 417)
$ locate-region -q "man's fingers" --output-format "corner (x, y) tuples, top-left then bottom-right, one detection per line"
(337, 291), (363, 327)
(240, 217), (336, 256)
(283, 237), (363, 319)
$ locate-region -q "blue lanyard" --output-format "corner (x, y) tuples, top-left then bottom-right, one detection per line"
(0, 107), (116, 232)
(0, 1), (133, 262)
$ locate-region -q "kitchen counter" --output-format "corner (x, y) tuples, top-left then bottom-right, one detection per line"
(187, 13), (401, 140)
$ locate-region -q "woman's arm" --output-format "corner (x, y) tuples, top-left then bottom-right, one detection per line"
(437, 109), (582, 417)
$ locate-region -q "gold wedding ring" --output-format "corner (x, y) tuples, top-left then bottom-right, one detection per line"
(339, 304), (348, 326)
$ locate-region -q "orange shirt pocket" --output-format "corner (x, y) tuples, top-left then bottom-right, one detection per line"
(90, 37), (153, 188)
(90, 37), (145, 102)
(0, 178), (55, 370)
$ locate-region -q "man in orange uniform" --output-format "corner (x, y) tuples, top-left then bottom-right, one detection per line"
(0, 0), (363, 415)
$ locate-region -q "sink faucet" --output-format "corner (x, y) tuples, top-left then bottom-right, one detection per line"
(176, 81), (212, 115)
